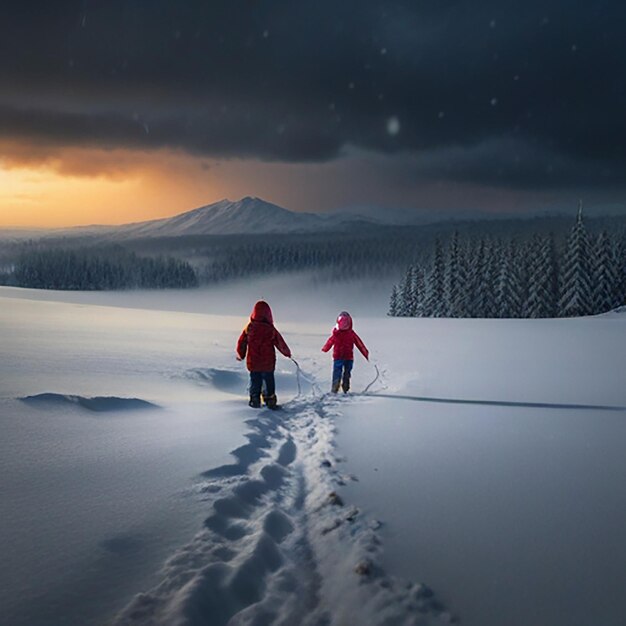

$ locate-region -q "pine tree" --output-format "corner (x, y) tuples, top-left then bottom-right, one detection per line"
(424, 239), (446, 317)
(398, 267), (415, 316)
(452, 242), (470, 317)
(614, 235), (626, 307)
(388, 284), (399, 317)
(410, 265), (426, 316)
(468, 239), (493, 317)
(496, 239), (524, 318)
(484, 239), (500, 317)
(558, 201), (594, 317)
(524, 234), (558, 318)
(443, 232), (460, 316)
(593, 231), (620, 314)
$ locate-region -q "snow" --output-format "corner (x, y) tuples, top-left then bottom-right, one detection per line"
(115, 197), (328, 238)
(387, 116), (401, 136)
(1, 281), (625, 626)
(0, 295), (255, 625)
(337, 315), (626, 626)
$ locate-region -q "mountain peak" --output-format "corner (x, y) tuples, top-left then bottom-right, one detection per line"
(119, 196), (324, 237)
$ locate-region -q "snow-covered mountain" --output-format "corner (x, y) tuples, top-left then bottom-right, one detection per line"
(116, 197), (331, 238)
(0, 197), (377, 241)
(0, 198), (323, 241)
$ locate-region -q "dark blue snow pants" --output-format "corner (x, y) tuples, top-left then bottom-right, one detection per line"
(332, 359), (353, 389)
(249, 371), (275, 401)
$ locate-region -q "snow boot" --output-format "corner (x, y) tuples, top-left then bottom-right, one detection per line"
(263, 394), (278, 410)
(331, 380), (340, 393)
(249, 395), (261, 408)
(342, 377), (350, 394)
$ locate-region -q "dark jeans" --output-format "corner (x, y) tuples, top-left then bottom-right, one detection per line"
(332, 359), (353, 385)
(249, 371), (276, 400)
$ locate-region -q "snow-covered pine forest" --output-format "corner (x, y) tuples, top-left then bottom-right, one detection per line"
(5, 247), (198, 290)
(389, 205), (626, 318)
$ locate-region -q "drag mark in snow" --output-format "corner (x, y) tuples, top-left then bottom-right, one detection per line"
(115, 393), (456, 626)
(361, 392), (626, 412)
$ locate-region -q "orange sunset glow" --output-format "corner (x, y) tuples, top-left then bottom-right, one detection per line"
(0, 144), (565, 229)
(0, 146), (221, 228)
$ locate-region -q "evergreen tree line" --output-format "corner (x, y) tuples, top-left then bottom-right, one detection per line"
(389, 208), (626, 319)
(6, 247), (198, 290)
(199, 235), (430, 283)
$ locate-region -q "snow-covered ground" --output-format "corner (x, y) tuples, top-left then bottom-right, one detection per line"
(1, 280), (625, 626)
(338, 315), (626, 626)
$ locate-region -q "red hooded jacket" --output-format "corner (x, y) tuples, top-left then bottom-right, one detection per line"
(236, 301), (291, 372)
(321, 311), (369, 361)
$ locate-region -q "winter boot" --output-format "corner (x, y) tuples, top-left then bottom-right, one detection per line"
(342, 376), (350, 394)
(263, 394), (278, 410)
(249, 395), (261, 408)
(331, 380), (340, 393)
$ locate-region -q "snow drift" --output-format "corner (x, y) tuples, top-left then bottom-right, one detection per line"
(20, 393), (159, 412)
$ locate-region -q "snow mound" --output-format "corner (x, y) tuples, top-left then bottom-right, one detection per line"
(20, 393), (159, 412)
(183, 367), (301, 395)
(115, 393), (455, 625)
(184, 368), (247, 393)
(605, 305), (626, 316)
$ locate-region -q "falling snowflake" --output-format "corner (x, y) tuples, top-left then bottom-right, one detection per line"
(489, 19), (496, 28)
(438, 111), (445, 119)
(263, 30), (269, 38)
(490, 97), (498, 106)
(380, 47), (387, 55)
(386, 116), (400, 136)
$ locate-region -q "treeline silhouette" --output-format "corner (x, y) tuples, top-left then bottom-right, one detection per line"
(123, 214), (626, 284)
(5, 246), (198, 290)
(2, 211), (626, 293)
(389, 207), (626, 318)
(200, 237), (426, 282)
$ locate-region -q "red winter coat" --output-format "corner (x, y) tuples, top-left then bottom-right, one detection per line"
(321, 311), (369, 361)
(236, 301), (291, 372)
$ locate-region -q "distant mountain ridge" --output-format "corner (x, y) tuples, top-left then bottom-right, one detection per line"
(116, 197), (330, 237)
(0, 197), (342, 241)
(2, 197), (625, 242)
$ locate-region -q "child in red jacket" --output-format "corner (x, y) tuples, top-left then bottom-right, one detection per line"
(236, 300), (291, 409)
(321, 311), (369, 393)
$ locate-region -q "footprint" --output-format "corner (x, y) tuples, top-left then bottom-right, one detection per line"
(260, 463), (287, 489)
(214, 497), (249, 519)
(263, 510), (294, 544)
(204, 515), (248, 541)
(229, 534), (283, 606)
(234, 480), (270, 505)
(202, 442), (268, 479)
(277, 438), (297, 467)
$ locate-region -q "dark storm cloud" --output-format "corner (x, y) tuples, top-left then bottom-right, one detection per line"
(1, 0), (625, 189)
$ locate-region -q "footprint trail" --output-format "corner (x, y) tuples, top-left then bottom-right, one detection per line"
(115, 391), (456, 626)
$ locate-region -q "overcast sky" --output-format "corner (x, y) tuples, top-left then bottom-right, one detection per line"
(1, 0), (625, 226)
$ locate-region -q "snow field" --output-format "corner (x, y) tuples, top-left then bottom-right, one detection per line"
(337, 310), (626, 626)
(116, 391), (453, 626)
(3, 283), (625, 626)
